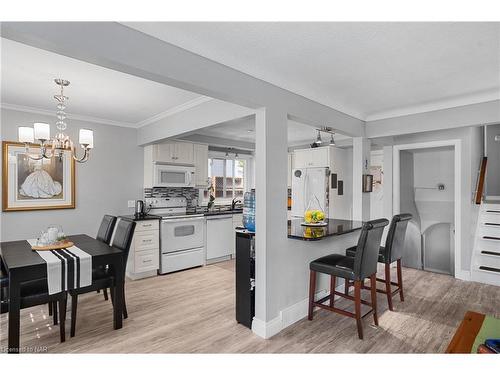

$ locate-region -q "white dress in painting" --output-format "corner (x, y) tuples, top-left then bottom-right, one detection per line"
(19, 165), (62, 198)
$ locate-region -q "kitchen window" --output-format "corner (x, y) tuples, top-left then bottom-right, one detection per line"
(204, 157), (247, 202)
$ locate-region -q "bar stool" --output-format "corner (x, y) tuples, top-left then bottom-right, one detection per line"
(308, 218), (389, 339)
(345, 213), (412, 311)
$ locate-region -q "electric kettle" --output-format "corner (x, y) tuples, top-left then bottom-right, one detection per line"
(135, 200), (146, 218)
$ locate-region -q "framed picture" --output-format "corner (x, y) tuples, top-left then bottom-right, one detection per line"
(2, 141), (75, 211)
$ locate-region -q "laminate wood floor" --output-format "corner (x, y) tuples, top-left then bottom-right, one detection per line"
(1, 261), (499, 353)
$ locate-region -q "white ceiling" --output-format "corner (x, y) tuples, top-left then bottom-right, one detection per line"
(0, 38), (203, 127)
(124, 22), (500, 121)
(193, 116), (350, 147)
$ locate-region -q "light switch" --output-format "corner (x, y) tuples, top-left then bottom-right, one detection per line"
(127, 200), (136, 208)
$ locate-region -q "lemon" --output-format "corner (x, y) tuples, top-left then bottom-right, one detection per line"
(304, 210), (313, 223)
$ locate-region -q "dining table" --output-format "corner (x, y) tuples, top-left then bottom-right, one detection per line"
(0, 234), (124, 353)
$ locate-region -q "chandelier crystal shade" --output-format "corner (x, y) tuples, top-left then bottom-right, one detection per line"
(17, 78), (93, 163)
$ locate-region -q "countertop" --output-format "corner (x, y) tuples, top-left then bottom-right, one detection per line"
(119, 214), (162, 221)
(202, 208), (243, 217)
(288, 218), (363, 241)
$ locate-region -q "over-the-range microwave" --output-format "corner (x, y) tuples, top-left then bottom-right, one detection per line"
(153, 163), (195, 187)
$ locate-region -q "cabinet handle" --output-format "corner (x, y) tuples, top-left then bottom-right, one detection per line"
(142, 239), (153, 243)
(142, 224), (152, 227)
(142, 259), (152, 263)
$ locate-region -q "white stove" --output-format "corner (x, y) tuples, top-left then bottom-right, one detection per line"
(147, 197), (205, 274)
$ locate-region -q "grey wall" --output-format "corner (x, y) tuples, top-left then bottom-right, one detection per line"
(486, 123), (500, 196)
(1, 108), (143, 241)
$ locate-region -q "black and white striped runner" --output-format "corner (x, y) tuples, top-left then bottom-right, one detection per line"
(27, 239), (92, 295)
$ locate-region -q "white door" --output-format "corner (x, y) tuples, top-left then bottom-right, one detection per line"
(174, 143), (194, 164)
(206, 216), (234, 260)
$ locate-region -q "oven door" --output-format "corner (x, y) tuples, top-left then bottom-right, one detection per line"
(154, 164), (194, 187)
(161, 217), (205, 253)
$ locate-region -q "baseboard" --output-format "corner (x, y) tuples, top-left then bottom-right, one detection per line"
(455, 270), (471, 281)
(251, 284), (346, 339)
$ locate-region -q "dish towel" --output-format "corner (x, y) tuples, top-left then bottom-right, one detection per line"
(27, 239), (92, 295)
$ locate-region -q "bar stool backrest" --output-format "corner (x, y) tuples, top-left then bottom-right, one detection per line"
(384, 213), (412, 264)
(353, 218), (389, 280)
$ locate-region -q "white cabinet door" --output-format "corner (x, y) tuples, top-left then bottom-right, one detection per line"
(231, 214), (243, 254)
(174, 142), (194, 164)
(293, 147), (329, 168)
(310, 147), (329, 167)
(206, 216), (234, 260)
(293, 149), (312, 168)
(194, 143), (209, 186)
(154, 143), (174, 163)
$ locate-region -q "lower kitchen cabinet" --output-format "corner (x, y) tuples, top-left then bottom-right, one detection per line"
(126, 219), (160, 280)
(206, 215), (234, 263)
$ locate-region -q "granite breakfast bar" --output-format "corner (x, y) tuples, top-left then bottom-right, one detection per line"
(256, 218), (364, 335)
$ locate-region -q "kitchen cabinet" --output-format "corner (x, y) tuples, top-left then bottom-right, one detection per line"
(126, 219), (160, 280)
(206, 215), (234, 262)
(194, 143), (209, 187)
(293, 147), (329, 168)
(232, 214), (243, 254)
(152, 142), (194, 164)
(287, 152), (294, 187)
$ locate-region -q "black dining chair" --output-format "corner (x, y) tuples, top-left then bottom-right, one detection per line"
(96, 215), (118, 244)
(95, 215), (118, 301)
(345, 213), (412, 311)
(69, 218), (136, 337)
(308, 218), (389, 339)
(1, 265), (68, 343)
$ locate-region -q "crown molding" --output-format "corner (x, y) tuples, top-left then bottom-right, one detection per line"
(1, 102), (138, 128)
(136, 96), (213, 128)
(365, 90), (500, 122)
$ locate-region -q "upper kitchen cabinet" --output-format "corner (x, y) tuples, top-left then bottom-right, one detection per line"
(193, 143), (209, 187)
(293, 147), (329, 168)
(153, 142), (194, 164)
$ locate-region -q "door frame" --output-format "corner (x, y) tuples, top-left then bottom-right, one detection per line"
(393, 139), (463, 279)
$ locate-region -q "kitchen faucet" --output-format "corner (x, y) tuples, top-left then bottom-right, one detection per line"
(231, 197), (242, 210)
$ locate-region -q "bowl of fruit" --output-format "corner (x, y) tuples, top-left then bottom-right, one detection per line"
(302, 209), (327, 226)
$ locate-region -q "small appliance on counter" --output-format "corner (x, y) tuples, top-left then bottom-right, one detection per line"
(134, 199), (147, 218)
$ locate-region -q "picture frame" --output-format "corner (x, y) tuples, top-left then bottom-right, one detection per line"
(2, 141), (75, 211)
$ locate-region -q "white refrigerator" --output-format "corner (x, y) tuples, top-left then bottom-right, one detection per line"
(291, 167), (329, 218)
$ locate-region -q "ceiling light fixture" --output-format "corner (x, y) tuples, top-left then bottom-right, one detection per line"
(315, 130), (323, 145)
(312, 126), (337, 148)
(18, 78), (93, 163)
(330, 133), (336, 145)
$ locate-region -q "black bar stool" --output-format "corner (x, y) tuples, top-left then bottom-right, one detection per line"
(308, 218), (389, 339)
(345, 213), (412, 311)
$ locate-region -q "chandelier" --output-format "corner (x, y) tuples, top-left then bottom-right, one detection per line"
(18, 78), (93, 163)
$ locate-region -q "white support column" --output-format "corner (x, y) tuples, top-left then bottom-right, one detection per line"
(383, 146), (394, 219)
(253, 107), (288, 337)
(352, 137), (371, 221)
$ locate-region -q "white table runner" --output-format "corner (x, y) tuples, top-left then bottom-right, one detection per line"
(27, 239), (92, 295)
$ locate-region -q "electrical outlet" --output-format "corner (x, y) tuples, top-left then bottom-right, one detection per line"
(127, 200), (136, 208)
